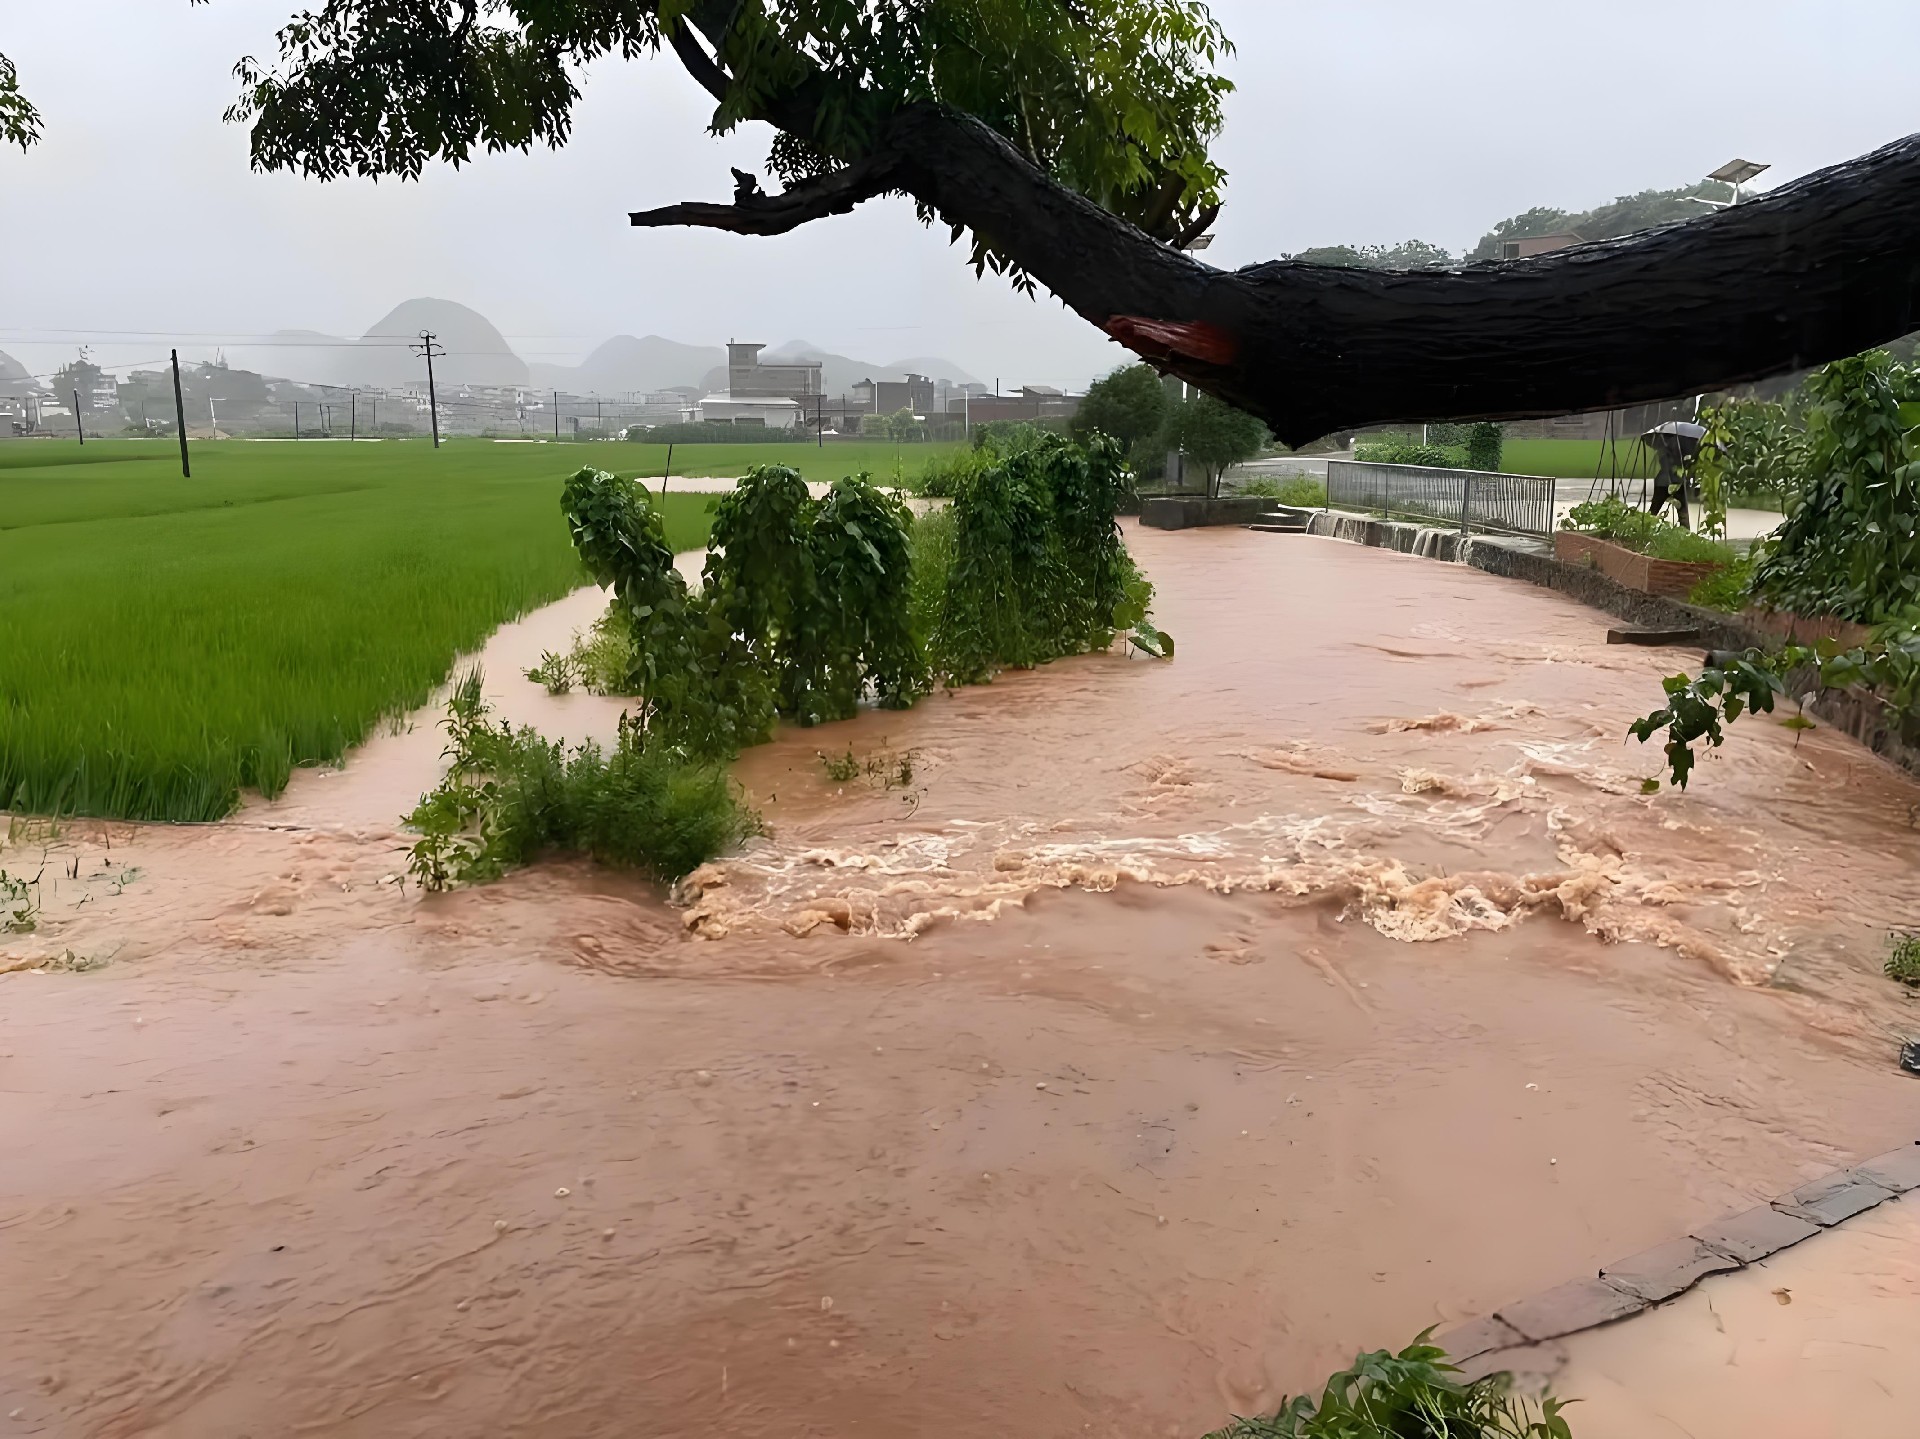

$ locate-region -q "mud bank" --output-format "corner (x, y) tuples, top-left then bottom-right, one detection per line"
(3, 526), (1918, 1437)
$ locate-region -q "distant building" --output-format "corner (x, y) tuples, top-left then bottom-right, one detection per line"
(946, 385), (1080, 425)
(1499, 232), (1584, 260)
(852, 373), (935, 418)
(727, 342), (824, 404)
(698, 394), (802, 429)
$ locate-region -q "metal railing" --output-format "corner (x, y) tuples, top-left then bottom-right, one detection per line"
(1325, 460), (1556, 538)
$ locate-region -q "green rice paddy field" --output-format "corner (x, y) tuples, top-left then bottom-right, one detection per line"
(0, 437), (816, 822)
(1500, 437), (1657, 480)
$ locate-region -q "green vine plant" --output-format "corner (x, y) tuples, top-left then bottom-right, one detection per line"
(1631, 630), (1920, 788)
(932, 431), (1169, 680)
(1632, 350), (1920, 788)
(407, 440), (1168, 891)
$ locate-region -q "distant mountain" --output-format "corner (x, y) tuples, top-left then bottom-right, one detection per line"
(528, 334), (723, 396)
(219, 330), (354, 389)
(221, 304), (527, 391)
(156, 308), (985, 400)
(352, 298), (527, 389)
(0, 349), (31, 383)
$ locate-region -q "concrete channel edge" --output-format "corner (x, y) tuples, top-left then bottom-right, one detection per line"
(1435, 1140), (1920, 1380)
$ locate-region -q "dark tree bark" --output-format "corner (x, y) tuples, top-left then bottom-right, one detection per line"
(635, 104), (1920, 447)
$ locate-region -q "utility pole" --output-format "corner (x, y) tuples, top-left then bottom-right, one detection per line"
(293, 400), (300, 438)
(170, 350), (191, 477)
(72, 390), (83, 445)
(413, 330), (445, 447)
(350, 391), (356, 441)
(553, 390), (559, 440)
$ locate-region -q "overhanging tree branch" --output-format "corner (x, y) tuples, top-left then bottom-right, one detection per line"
(631, 145), (907, 235)
(634, 103), (1920, 446)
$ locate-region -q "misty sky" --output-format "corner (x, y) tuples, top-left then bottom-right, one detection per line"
(5, 0), (1919, 389)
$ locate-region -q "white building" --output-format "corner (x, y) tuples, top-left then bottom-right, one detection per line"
(696, 394), (802, 429)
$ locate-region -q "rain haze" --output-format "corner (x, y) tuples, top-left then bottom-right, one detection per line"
(4, 0), (1919, 388)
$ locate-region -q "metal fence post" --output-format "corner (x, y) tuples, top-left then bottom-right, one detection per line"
(1459, 472), (1474, 535)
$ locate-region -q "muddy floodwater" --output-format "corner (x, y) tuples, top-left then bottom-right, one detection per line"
(3, 527), (1917, 1437)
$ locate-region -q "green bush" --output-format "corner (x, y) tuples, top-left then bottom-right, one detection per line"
(1354, 440), (1469, 469)
(1751, 352), (1920, 624)
(1562, 494), (1735, 566)
(912, 447), (991, 498)
(932, 432), (1168, 681)
(1203, 1333), (1573, 1439)
(1235, 474), (1327, 507)
(1687, 554), (1755, 613)
(405, 673), (757, 891)
(1465, 421), (1505, 473)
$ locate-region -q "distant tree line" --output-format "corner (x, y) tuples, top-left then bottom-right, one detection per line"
(1287, 180), (1740, 270)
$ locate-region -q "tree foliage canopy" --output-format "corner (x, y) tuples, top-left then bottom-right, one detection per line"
(1071, 363), (1169, 449)
(0, 51), (41, 151)
(222, 0), (1233, 254)
(1164, 389), (1266, 491)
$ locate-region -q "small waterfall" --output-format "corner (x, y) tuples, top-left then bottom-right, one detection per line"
(1309, 512), (1477, 567)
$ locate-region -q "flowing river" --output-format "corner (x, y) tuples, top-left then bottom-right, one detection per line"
(2, 526), (1915, 1436)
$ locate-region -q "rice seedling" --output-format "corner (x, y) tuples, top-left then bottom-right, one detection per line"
(0, 439), (715, 821)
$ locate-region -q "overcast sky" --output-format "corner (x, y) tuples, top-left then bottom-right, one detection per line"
(5, 0), (1919, 388)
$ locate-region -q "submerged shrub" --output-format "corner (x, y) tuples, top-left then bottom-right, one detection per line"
(932, 432), (1168, 681)
(404, 672), (756, 892)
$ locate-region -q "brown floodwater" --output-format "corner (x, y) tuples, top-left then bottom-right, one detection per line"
(2, 526), (1917, 1437)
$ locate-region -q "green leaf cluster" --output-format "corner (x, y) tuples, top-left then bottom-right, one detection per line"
(0, 51), (42, 152)
(1629, 628), (1920, 788)
(1627, 655), (1781, 789)
(1204, 1332), (1575, 1439)
(1749, 352), (1920, 626)
(931, 432), (1160, 681)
